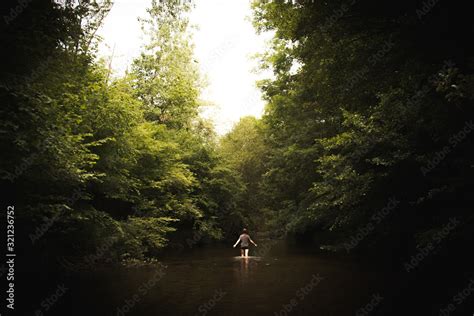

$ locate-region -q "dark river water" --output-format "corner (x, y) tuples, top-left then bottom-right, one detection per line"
(20, 242), (392, 316)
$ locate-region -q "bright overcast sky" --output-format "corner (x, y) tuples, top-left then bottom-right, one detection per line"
(98, 0), (273, 135)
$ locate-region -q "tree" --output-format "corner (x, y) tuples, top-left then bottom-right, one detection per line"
(131, 0), (201, 129)
(251, 0), (474, 249)
(219, 117), (268, 232)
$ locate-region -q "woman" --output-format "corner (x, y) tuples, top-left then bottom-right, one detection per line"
(233, 228), (257, 257)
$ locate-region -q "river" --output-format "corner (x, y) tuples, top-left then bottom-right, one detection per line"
(17, 241), (393, 316)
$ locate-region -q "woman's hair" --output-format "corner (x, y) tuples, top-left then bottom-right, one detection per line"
(242, 228), (248, 234)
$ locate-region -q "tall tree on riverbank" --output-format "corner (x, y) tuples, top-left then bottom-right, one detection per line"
(250, 0), (474, 250)
(0, 0), (235, 266)
(131, 0), (201, 128)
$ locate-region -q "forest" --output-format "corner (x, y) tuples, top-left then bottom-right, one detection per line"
(1, 0), (473, 315)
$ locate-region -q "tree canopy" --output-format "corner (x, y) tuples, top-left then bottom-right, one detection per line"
(1, 0), (473, 277)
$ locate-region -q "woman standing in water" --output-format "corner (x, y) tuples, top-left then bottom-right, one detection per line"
(233, 228), (257, 257)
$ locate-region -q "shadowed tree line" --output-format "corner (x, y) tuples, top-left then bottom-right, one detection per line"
(246, 0), (474, 253)
(218, 0), (474, 313)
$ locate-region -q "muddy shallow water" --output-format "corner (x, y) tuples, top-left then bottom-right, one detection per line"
(19, 243), (391, 316)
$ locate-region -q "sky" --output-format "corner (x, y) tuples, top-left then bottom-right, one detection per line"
(98, 0), (273, 135)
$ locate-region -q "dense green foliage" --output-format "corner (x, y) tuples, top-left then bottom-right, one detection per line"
(0, 0), (244, 266)
(3, 2), (473, 315)
(1, 0), (473, 278)
(219, 117), (268, 232)
(246, 0), (474, 253)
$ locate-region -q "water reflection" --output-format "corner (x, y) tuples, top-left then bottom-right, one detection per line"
(233, 256), (263, 285)
(240, 257), (249, 282)
(23, 246), (385, 316)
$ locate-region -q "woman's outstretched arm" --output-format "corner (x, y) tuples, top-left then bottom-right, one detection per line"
(250, 237), (257, 247)
(233, 238), (241, 248)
